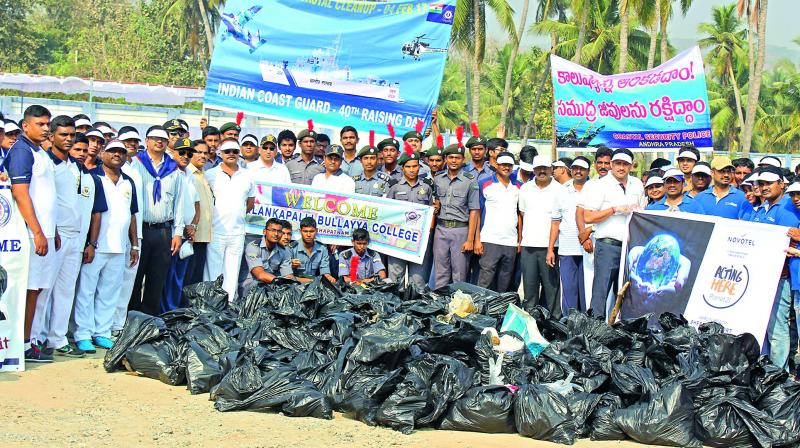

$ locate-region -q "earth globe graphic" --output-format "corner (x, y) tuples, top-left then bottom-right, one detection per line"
(635, 234), (681, 289)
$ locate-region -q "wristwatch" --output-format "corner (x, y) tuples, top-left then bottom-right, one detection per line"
(131, 245), (140, 251)
(85, 241), (98, 249)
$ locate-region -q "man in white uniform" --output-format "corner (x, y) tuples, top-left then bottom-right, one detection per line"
(204, 138), (255, 301)
(73, 140), (138, 352)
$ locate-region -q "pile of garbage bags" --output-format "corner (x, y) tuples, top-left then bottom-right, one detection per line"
(105, 277), (800, 446)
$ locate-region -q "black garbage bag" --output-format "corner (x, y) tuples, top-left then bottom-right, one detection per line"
(748, 356), (789, 403)
(185, 342), (224, 394)
(474, 333), (534, 386)
(336, 362), (405, 425)
(210, 355), (263, 402)
(699, 332), (760, 375)
(589, 393), (626, 441)
(609, 363), (657, 403)
(375, 355), (473, 433)
(567, 392), (605, 438)
(514, 384), (576, 445)
(658, 312), (689, 331)
(214, 367), (332, 419)
(695, 396), (786, 448)
(104, 311), (167, 372)
(349, 314), (423, 363)
(182, 321), (234, 356)
(433, 282), (519, 318)
(125, 338), (185, 385)
(564, 309), (629, 349)
(290, 351), (334, 388)
(758, 382), (800, 446)
(182, 276), (228, 313)
(613, 381), (701, 447)
(438, 385), (516, 433)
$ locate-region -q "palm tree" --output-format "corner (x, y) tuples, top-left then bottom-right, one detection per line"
(659, 0), (692, 64)
(436, 59), (471, 131)
(163, 0), (223, 63)
(499, 0), (531, 137)
(698, 4), (747, 134)
(737, 0), (768, 157)
(619, 0), (630, 72)
(451, 0), (517, 122)
(572, 0), (592, 63)
(521, 0), (568, 143)
(646, 0), (661, 68)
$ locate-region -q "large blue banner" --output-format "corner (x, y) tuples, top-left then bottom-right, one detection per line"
(204, 0), (455, 134)
(551, 46), (713, 149)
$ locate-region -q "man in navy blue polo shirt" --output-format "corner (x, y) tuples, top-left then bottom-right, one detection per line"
(4, 105), (58, 363)
(645, 169), (705, 214)
(747, 166), (800, 371)
(694, 156), (749, 219)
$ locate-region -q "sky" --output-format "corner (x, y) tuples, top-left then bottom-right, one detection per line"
(487, 0), (799, 57)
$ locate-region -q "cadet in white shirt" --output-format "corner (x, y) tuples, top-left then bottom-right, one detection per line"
(73, 140), (138, 353)
(311, 144), (356, 193)
(204, 138), (256, 301)
(31, 116), (107, 357)
(583, 148), (644, 318)
(518, 155), (567, 318)
(5, 105), (59, 362)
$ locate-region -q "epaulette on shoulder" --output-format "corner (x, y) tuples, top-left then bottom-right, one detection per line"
(422, 176), (434, 186)
(387, 178), (399, 188)
(353, 174), (363, 181)
(463, 172), (475, 179)
(342, 249), (353, 259)
(376, 172), (390, 181)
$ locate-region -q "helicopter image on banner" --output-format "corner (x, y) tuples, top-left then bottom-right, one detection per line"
(220, 5), (267, 53)
(401, 34), (448, 60)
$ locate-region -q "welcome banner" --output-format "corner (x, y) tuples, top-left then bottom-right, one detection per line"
(620, 211), (788, 346)
(204, 0), (455, 134)
(551, 46), (712, 149)
(246, 182), (435, 263)
(0, 187), (30, 371)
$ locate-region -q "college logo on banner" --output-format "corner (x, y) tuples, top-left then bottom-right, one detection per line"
(551, 46), (712, 149)
(204, 0), (455, 134)
(0, 188), (30, 371)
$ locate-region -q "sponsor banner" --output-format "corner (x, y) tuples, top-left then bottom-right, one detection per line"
(621, 211), (788, 345)
(0, 187), (30, 371)
(246, 181), (434, 263)
(551, 46), (712, 149)
(204, 0), (454, 134)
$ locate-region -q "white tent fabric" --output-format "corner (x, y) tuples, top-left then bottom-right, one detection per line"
(0, 73), (204, 106)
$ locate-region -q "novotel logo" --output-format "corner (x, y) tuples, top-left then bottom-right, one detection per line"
(727, 235), (755, 246)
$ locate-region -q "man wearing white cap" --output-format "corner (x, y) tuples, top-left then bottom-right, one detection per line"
(114, 127), (144, 338)
(83, 127), (106, 174)
(675, 144), (700, 193)
(72, 114), (92, 134)
(519, 155), (566, 317)
(552, 158), (572, 184)
(694, 156), (750, 219)
(687, 162), (712, 198)
(73, 139), (138, 353)
(204, 138), (256, 301)
(474, 151), (521, 293)
(548, 156), (590, 312)
(30, 116), (107, 357)
(758, 155), (782, 169)
(2, 119), (21, 152)
(584, 148), (644, 318)
(129, 125), (186, 315)
(645, 169), (704, 213)
(240, 133), (260, 164)
(746, 166), (800, 371)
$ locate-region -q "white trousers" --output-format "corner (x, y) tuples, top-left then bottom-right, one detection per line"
(30, 234), (83, 348)
(113, 239), (140, 331)
(73, 252), (125, 341)
(204, 233), (244, 301)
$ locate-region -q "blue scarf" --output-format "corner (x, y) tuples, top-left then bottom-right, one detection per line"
(136, 150), (178, 203)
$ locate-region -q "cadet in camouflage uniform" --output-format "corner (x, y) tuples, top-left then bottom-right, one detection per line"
(385, 150), (436, 289)
(432, 141), (480, 289)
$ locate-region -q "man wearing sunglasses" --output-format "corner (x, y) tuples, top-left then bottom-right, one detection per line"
(164, 119), (188, 150)
(204, 138), (255, 301)
(746, 165), (800, 372)
(161, 138), (200, 312)
(248, 134), (290, 185)
(694, 156), (750, 219)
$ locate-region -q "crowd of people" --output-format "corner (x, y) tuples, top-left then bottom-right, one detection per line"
(2, 104), (800, 373)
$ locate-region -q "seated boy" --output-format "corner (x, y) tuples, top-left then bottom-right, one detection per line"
(337, 228), (387, 285)
(289, 217), (336, 284)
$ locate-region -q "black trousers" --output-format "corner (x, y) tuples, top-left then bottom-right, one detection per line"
(477, 243), (517, 292)
(186, 242), (208, 286)
(521, 247), (561, 319)
(132, 226), (171, 315)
